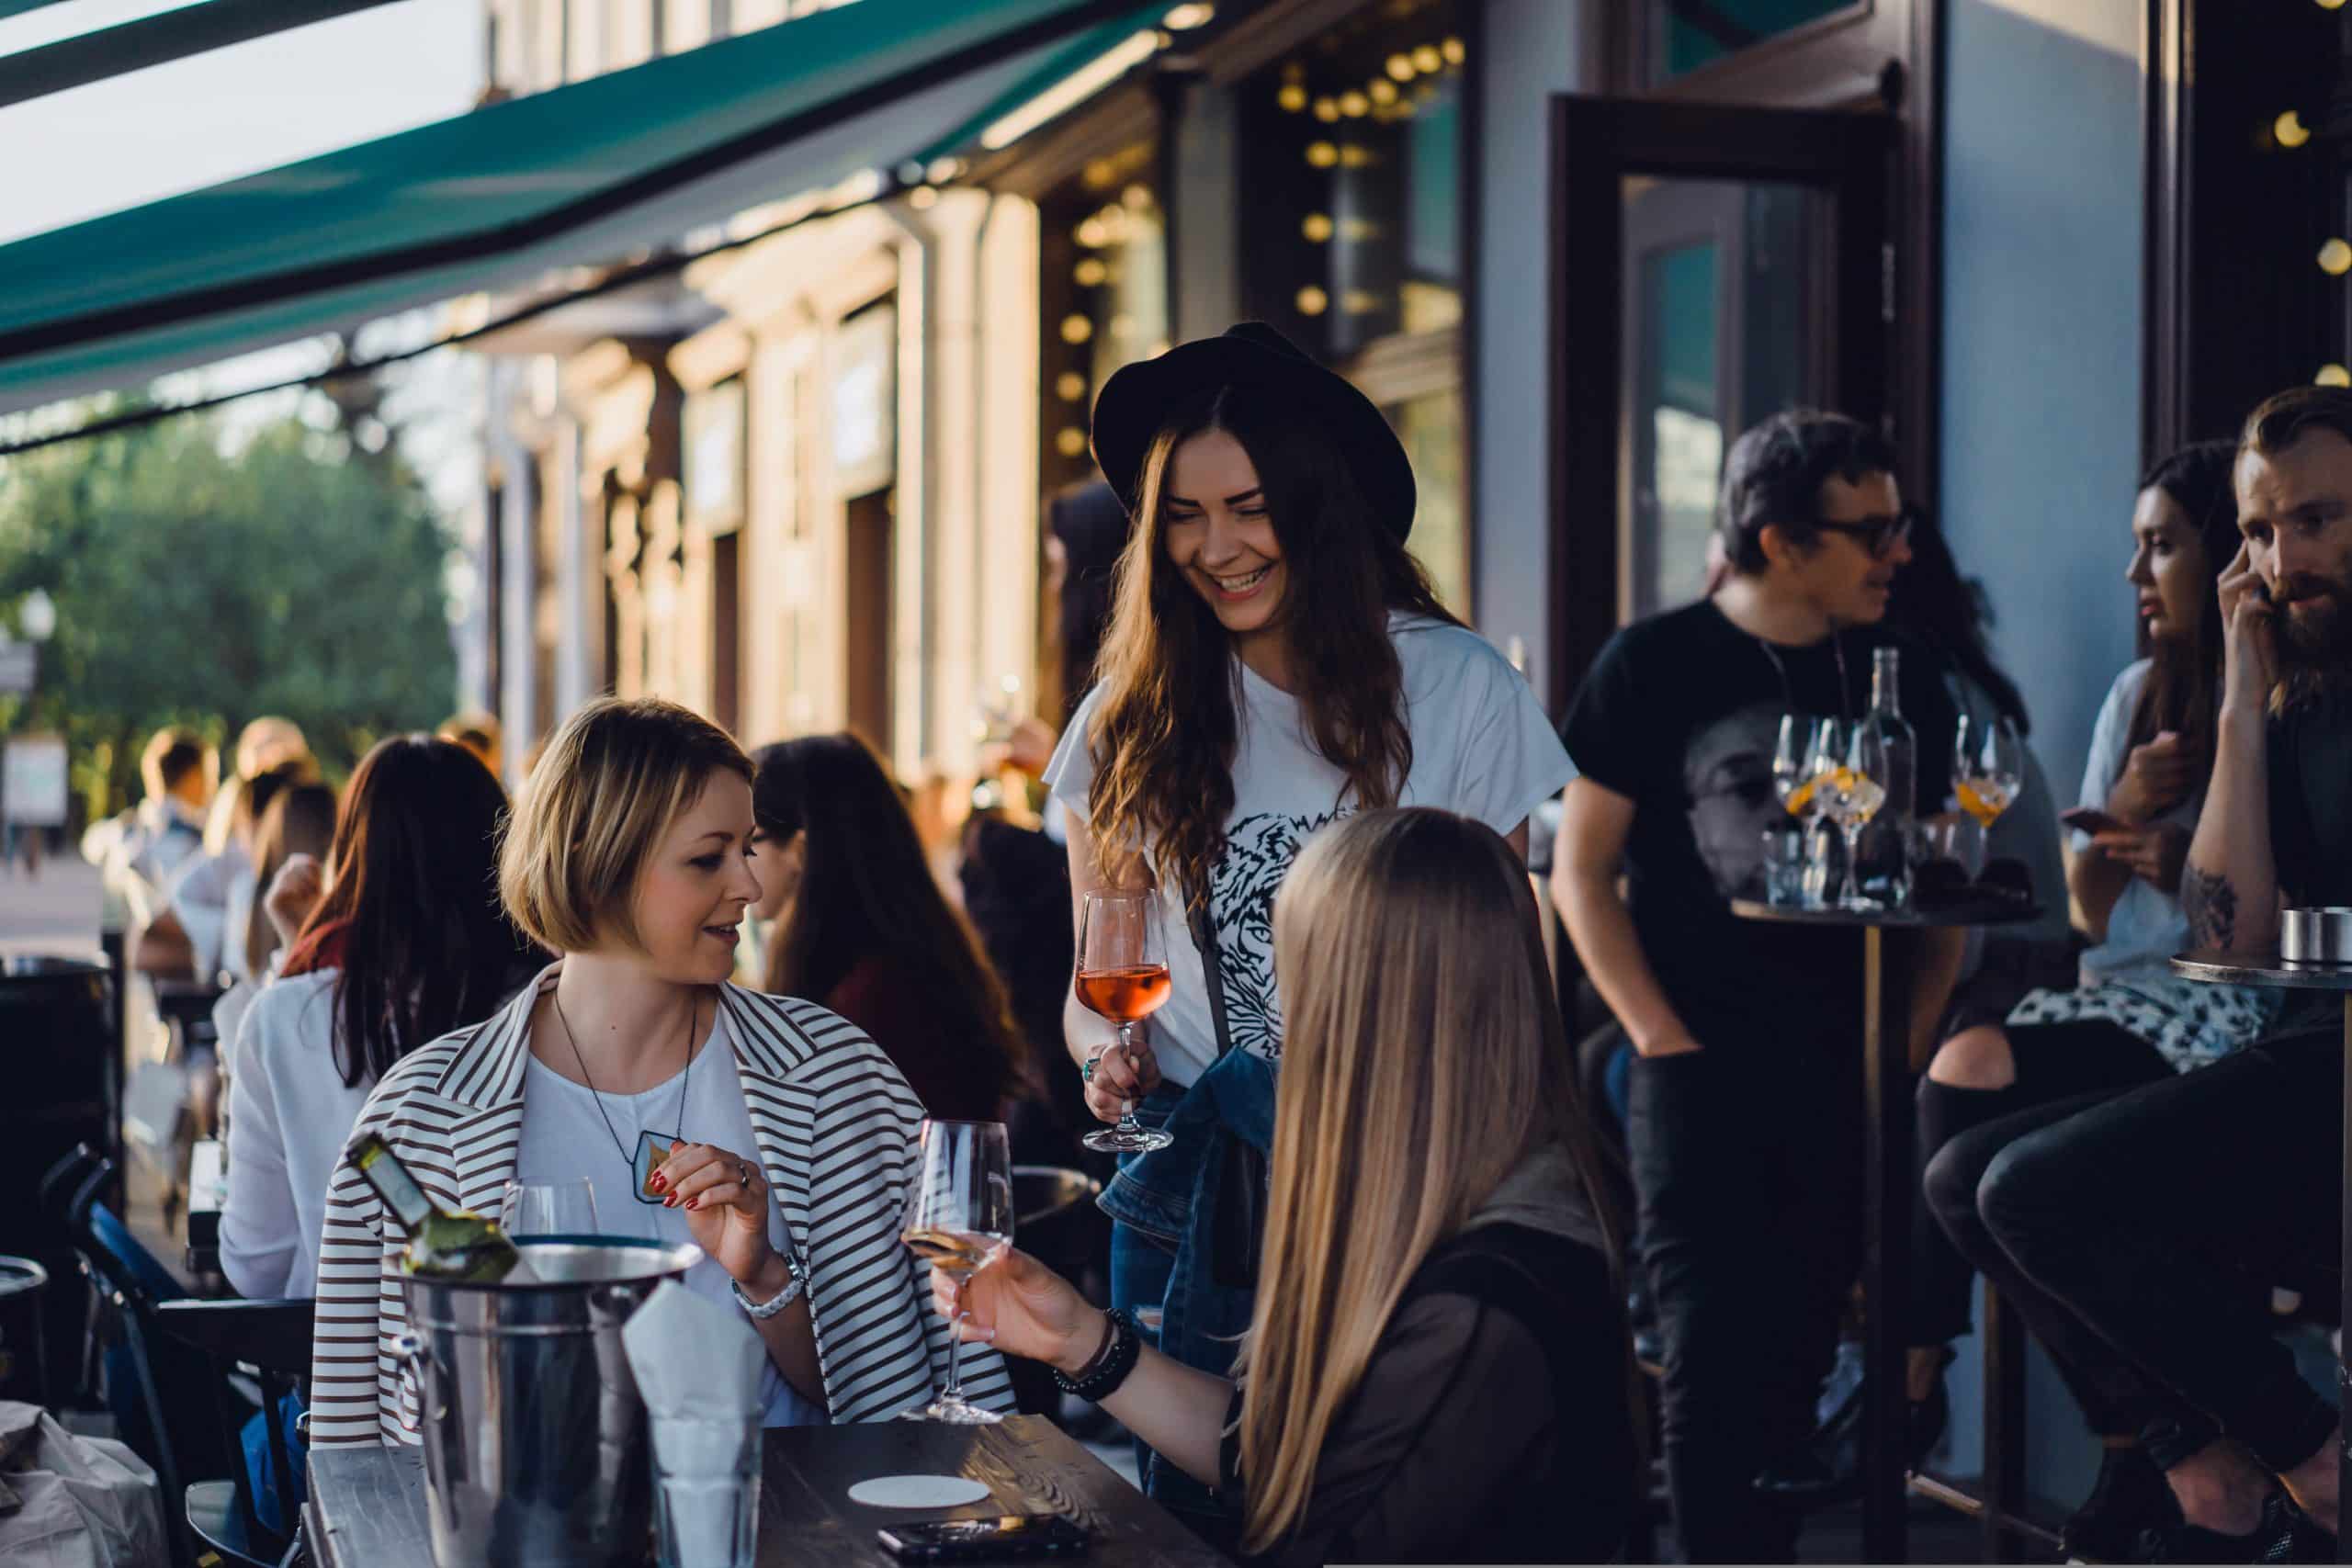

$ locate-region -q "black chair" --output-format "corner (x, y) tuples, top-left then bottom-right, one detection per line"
(156, 1297), (314, 1568)
(48, 1144), (313, 1568)
(1009, 1166), (1102, 1417)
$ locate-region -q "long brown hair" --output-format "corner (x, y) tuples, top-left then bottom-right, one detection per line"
(1085, 382), (1454, 899)
(242, 781), (338, 980)
(752, 735), (1028, 1096)
(2125, 440), (2240, 777)
(1235, 809), (1623, 1553)
(296, 736), (542, 1089)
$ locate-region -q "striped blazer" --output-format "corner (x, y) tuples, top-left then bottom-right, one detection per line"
(308, 965), (1014, 1447)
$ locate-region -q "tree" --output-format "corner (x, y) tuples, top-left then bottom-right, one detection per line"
(0, 405), (458, 821)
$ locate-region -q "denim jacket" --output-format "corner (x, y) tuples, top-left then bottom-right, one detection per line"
(1097, 1048), (1277, 1517)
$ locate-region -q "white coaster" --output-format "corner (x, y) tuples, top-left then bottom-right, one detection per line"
(847, 1475), (992, 1508)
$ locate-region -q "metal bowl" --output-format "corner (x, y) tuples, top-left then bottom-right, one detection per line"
(2282, 907), (2352, 964)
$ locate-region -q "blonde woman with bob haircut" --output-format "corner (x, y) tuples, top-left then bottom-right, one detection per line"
(933, 809), (1636, 1565)
(310, 696), (1012, 1447)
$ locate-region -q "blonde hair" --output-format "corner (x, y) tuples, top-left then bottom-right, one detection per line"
(498, 697), (751, 953)
(1235, 808), (1622, 1554)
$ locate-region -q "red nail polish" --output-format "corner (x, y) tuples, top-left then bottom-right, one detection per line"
(685, 1198), (699, 1211)
(662, 1195), (675, 1208)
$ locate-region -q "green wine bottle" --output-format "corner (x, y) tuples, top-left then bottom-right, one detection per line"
(350, 1133), (524, 1283)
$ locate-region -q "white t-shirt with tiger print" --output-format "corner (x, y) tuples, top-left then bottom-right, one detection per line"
(1045, 614), (1571, 1086)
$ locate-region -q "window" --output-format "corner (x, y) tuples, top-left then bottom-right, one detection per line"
(1037, 143), (1168, 496)
(1641, 0), (1860, 86)
(1238, 2), (1474, 613)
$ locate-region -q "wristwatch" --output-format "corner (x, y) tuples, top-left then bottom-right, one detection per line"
(731, 1254), (805, 1320)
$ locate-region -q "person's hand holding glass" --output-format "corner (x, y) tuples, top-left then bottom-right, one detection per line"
(1075, 888), (1175, 1154)
(900, 1119), (1015, 1424)
(1810, 718), (1889, 910)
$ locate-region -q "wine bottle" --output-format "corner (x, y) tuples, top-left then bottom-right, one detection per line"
(1859, 647), (1917, 906)
(350, 1133), (526, 1283)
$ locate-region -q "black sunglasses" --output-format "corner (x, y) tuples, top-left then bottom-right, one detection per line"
(1811, 507), (1918, 560)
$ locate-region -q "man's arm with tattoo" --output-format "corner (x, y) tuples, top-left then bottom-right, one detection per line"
(2185, 543), (2282, 957)
(2180, 864), (2241, 953)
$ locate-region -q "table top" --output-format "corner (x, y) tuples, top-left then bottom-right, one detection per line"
(1730, 897), (2041, 930)
(2172, 951), (2352, 990)
(303, 1416), (1229, 1568)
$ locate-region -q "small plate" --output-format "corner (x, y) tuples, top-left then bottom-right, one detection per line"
(848, 1475), (992, 1508)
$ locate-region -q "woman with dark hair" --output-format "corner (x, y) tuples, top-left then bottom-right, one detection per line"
(1044, 324), (1570, 1519)
(748, 733), (1029, 1123)
(1898, 440), (2302, 1561)
(220, 737), (540, 1299)
(212, 782), (341, 1074)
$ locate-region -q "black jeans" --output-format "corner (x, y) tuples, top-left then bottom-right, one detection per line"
(1917, 1020), (2218, 1452)
(1914, 1020), (2175, 1346)
(1976, 1032), (2342, 1473)
(1630, 1043), (1861, 1562)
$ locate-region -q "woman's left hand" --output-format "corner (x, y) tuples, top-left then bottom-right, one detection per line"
(650, 1141), (775, 1287)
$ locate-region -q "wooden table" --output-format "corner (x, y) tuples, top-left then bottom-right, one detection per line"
(302, 1416), (1229, 1568)
(1730, 898), (2038, 1564)
(2173, 951), (2352, 1566)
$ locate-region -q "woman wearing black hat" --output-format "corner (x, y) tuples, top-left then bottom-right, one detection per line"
(1040, 324), (1572, 1520)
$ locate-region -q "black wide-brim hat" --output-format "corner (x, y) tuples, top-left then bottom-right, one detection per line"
(1089, 321), (1416, 541)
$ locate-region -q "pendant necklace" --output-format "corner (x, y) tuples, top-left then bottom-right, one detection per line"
(550, 987), (695, 1206)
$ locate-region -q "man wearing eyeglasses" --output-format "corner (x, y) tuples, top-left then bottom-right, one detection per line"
(1551, 410), (1958, 1562)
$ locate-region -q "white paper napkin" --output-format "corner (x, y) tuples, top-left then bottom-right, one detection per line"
(622, 1279), (765, 1423)
(624, 1280), (764, 1567)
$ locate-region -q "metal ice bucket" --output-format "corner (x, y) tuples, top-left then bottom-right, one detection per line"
(390, 1237), (702, 1568)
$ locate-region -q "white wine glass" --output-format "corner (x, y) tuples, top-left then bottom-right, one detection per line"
(900, 1119), (1015, 1425)
(1811, 718), (1889, 911)
(1773, 713), (1828, 824)
(1954, 712), (2024, 831)
(1075, 889), (1175, 1155)
(500, 1179), (599, 1240)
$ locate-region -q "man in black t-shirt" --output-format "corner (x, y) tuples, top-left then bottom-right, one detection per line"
(1962, 386), (2352, 1558)
(1551, 412), (1959, 1561)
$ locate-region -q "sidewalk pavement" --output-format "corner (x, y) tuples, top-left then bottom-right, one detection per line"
(0, 851), (103, 959)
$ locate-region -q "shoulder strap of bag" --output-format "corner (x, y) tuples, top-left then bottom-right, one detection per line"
(1187, 892), (1238, 1063)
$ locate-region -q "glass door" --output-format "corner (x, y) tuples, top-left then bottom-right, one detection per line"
(1548, 96), (1894, 699)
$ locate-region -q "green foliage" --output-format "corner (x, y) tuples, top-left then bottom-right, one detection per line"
(0, 407), (458, 822)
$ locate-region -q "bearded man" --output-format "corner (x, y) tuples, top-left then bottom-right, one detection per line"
(1924, 385), (2352, 1561)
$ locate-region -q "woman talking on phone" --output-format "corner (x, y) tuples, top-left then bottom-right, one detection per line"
(1910, 440), (2310, 1562)
(937, 810), (1634, 1566)
(1040, 324), (1570, 1514)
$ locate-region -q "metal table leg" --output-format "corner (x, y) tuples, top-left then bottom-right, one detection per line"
(2339, 997), (2350, 1566)
(1863, 926), (1913, 1563)
(1980, 1282), (2028, 1562)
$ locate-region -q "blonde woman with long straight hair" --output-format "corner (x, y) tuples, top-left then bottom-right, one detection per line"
(933, 809), (1635, 1565)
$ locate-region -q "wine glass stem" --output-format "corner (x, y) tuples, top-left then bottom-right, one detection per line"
(944, 1303), (967, 1403)
(1115, 1022), (1144, 1134)
(1840, 821), (1863, 906)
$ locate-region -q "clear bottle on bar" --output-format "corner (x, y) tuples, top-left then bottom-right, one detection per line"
(1859, 646), (1917, 906)
(350, 1132), (525, 1283)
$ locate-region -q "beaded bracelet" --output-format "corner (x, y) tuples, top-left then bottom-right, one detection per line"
(1051, 1308), (1141, 1404)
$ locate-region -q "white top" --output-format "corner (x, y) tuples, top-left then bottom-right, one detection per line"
(2074, 660), (2199, 981)
(514, 1007), (826, 1428)
(167, 842), (250, 983)
(1044, 614), (1573, 1084)
(221, 968), (374, 1299)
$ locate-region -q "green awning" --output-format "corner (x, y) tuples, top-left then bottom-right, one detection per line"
(0, 0), (1163, 413)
